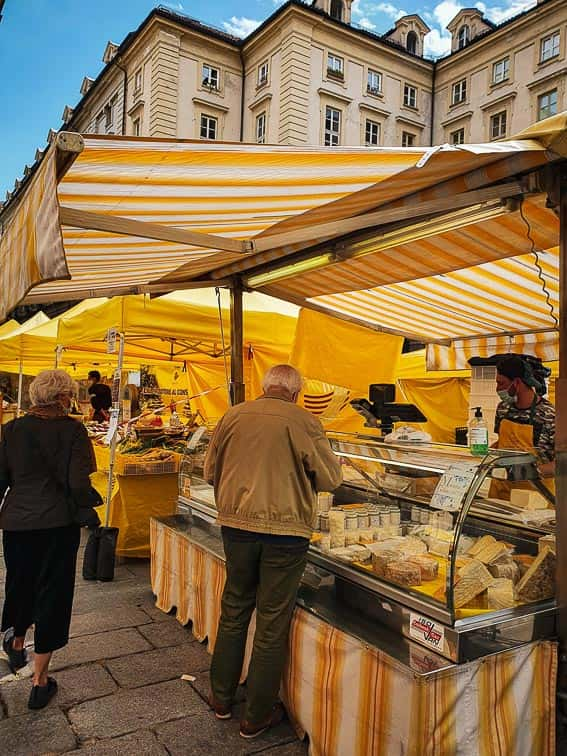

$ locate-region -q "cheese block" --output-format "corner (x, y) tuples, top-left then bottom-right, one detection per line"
(538, 535), (556, 554)
(371, 550), (399, 577)
(345, 531), (359, 546)
(513, 554), (534, 580)
(385, 561), (422, 587)
(474, 541), (511, 565)
(455, 556), (474, 571)
(453, 560), (493, 609)
(488, 561), (520, 582)
(329, 510), (346, 549)
(467, 535), (496, 557)
(357, 529), (375, 545)
(488, 578), (515, 610)
(401, 536), (428, 555)
(515, 547), (555, 603)
(510, 489), (548, 510)
(463, 592), (488, 610)
(406, 555), (439, 581)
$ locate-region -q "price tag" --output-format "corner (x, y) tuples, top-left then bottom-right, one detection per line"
(103, 408), (120, 445)
(187, 425), (207, 451)
(106, 328), (117, 354)
(409, 613), (445, 652)
(430, 463), (477, 511)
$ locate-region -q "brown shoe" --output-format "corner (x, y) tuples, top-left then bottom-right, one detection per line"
(209, 694), (232, 720)
(240, 702), (286, 739)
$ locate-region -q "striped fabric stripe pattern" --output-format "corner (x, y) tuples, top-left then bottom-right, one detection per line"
(150, 518), (557, 756)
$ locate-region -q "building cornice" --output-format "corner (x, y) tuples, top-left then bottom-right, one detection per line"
(358, 102), (392, 118)
(192, 97), (230, 113)
(480, 91), (517, 111)
(317, 87), (353, 105)
(396, 114), (426, 129)
(441, 109), (473, 127)
(526, 65), (567, 90)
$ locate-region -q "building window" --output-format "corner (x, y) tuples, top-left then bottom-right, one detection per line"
(406, 31), (418, 55)
(132, 117), (141, 136)
(540, 32), (560, 63)
(200, 114), (218, 140)
(458, 25), (469, 50)
(134, 68), (143, 93)
(367, 69), (382, 95)
(490, 111), (507, 140)
(104, 102), (113, 129)
(258, 61), (269, 87)
(256, 112), (266, 143)
(324, 106), (341, 146)
(202, 64), (220, 90)
(538, 89), (558, 120)
(330, 0), (343, 21)
(451, 128), (465, 145)
(492, 57), (510, 85)
(402, 131), (415, 147)
(452, 79), (467, 105)
(403, 83), (417, 109)
(365, 119), (380, 146)
(327, 53), (344, 79)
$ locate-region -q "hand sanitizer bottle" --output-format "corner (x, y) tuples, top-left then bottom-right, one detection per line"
(469, 406), (489, 456)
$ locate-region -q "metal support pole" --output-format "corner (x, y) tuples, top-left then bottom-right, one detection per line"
(229, 280), (245, 405)
(105, 333), (125, 527)
(16, 359), (23, 415)
(556, 167), (567, 739)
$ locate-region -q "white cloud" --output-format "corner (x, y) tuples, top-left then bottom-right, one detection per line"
(352, 0), (364, 18)
(432, 0), (463, 28)
(424, 28), (452, 58)
(163, 1), (184, 10)
(483, 0), (536, 24)
(374, 2), (407, 20)
(359, 16), (377, 30)
(222, 16), (261, 37)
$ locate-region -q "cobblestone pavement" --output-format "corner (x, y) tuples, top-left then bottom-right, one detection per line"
(0, 535), (308, 755)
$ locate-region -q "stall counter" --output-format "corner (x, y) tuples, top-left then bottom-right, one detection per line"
(150, 515), (556, 756)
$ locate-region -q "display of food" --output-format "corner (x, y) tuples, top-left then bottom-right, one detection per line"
(385, 562), (422, 587)
(453, 560), (493, 609)
(515, 547), (555, 603)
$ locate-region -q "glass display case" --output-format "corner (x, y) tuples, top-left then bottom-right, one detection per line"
(177, 428), (557, 662)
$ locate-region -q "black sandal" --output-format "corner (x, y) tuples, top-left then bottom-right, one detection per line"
(28, 677), (58, 710)
(2, 628), (28, 673)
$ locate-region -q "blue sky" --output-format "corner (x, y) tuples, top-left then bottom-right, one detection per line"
(0, 0), (534, 197)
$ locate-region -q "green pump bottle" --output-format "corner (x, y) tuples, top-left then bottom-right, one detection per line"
(469, 406), (489, 456)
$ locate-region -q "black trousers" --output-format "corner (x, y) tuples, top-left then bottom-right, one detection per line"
(1, 525), (80, 654)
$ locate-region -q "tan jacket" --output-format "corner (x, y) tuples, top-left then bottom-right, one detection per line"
(204, 396), (342, 538)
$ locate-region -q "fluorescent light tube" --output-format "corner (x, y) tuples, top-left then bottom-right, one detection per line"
(245, 252), (335, 288)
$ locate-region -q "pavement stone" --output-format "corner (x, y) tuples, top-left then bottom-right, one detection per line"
(1, 663), (117, 716)
(67, 679), (204, 740)
(137, 619), (195, 648)
(70, 607), (152, 638)
(261, 743), (309, 755)
(71, 583), (154, 616)
(138, 600), (178, 623)
(64, 729), (167, 755)
(0, 708), (77, 755)
(154, 708), (299, 756)
(105, 642), (210, 688)
(123, 560), (151, 579)
(51, 628), (152, 671)
(74, 565), (136, 590)
(188, 670), (246, 707)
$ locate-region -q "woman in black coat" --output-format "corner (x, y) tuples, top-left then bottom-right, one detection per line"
(0, 370), (100, 709)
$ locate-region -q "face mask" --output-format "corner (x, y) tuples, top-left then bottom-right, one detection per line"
(497, 390), (513, 403)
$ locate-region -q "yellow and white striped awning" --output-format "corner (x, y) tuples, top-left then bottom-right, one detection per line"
(0, 119), (562, 319)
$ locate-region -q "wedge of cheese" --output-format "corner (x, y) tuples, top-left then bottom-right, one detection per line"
(453, 559), (493, 609)
(515, 547), (555, 603)
(467, 535), (496, 557)
(474, 541), (511, 565)
(488, 560), (520, 582)
(510, 489), (548, 510)
(488, 578), (515, 610)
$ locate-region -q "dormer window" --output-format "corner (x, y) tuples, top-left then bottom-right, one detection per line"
(330, 0), (343, 21)
(406, 31), (418, 55)
(458, 25), (470, 50)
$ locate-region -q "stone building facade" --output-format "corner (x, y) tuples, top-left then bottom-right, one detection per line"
(60, 0), (566, 149)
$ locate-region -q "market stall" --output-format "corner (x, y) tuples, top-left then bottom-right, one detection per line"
(1, 116), (566, 753)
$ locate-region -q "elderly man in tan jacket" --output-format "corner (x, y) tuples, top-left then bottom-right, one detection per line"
(204, 364), (342, 739)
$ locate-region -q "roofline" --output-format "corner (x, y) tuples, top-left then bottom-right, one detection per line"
(438, 0), (557, 63)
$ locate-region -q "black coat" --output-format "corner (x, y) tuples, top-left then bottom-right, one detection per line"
(0, 415), (98, 531)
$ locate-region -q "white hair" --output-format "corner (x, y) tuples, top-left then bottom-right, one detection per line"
(262, 364), (303, 396)
(29, 370), (77, 406)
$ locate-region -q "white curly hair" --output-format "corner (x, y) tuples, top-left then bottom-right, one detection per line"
(29, 370), (78, 406)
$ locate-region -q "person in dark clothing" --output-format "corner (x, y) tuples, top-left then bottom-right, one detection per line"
(87, 370), (112, 422)
(0, 370), (99, 710)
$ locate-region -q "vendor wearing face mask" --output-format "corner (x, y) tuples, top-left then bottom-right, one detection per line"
(492, 355), (555, 497)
